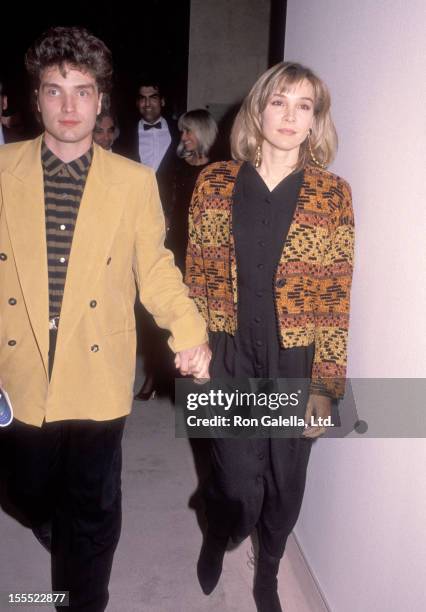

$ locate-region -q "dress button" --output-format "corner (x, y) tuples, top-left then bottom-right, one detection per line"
(0, 253), (7, 261)
(90, 300), (97, 308)
(255, 340), (263, 347)
(256, 291), (263, 298)
(254, 316), (261, 323)
(257, 263), (264, 270)
(258, 453), (265, 460)
(8, 298), (17, 305)
(107, 257), (112, 265)
(264, 197), (271, 204)
(277, 279), (286, 288)
(59, 257), (66, 263)
(258, 240), (265, 247)
(262, 219), (269, 225)
(8, 340), (16, 346)
(60, 224), (66, 230)
(91, 344), (99, 352)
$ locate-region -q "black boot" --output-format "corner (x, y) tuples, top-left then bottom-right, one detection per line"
(197, 531), (228, 595)
(253, 552), (283, 612)
(134, 374), (156, 401)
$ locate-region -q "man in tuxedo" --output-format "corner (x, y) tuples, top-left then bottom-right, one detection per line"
(116, 80), (181, 401)
(115, 79), (179, 219)
(0, 26), (210, 611)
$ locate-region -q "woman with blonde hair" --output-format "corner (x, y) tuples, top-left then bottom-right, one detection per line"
(185, 62), (355, 611)
(167, 109), (218, 272)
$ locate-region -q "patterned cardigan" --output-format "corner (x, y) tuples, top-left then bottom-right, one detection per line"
(185, 160), (355, 398)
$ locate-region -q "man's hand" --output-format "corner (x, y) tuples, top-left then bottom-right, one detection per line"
(303, 394), (332, 439)
(175, 342), (211, 380)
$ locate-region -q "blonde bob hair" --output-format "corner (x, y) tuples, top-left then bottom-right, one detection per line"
(231, 62), (337, 170)
(177, 109), (218, 159)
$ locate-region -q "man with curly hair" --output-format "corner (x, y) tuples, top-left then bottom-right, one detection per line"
(0, 26), (210, 611)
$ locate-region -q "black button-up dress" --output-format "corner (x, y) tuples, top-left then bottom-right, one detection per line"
(205, 163), (314, 557)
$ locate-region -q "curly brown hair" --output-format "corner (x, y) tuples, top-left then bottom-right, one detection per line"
(25, 26), (113, 94)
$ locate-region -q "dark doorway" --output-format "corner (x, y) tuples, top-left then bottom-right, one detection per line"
(269, 0), (287, 66)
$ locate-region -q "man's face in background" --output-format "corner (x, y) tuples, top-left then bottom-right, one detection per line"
(136, 86), (164, 124)
(93, 115), (117, 150)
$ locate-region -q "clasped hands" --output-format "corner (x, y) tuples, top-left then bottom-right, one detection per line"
(175, 342), (211, 381)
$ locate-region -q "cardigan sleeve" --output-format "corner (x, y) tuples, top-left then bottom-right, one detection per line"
(184, 170), (209, 323)
(310, 178), (355, 399)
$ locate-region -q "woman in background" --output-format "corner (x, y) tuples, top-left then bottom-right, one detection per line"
(167, 109), (218, 273)
(185, 62), (355, 611)
(134, 109), (217, 401)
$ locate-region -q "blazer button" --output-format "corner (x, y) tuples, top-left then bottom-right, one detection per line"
(277, 279), (286, 288)
(90, 300), (97, 308)
(8, 340), (17, 346)
(0, 253), (7, 261)
(8, 298), (17, 305)
(91, 344), (99, 352)
(107, 257), (112, 265)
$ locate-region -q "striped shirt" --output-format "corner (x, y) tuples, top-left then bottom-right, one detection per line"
(42, 142), (92, 319)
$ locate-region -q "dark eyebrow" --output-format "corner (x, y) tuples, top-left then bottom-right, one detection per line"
(272, 92), (314, 103)
(41, 83), (95, 90)
(41, 82), (61, 89)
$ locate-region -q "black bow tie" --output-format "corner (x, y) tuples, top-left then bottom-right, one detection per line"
(143, 122), (161, 131)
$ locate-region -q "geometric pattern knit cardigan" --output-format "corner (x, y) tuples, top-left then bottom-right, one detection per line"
(185, 160), (355, 399)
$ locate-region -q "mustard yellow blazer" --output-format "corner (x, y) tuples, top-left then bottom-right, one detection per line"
(0, 137), (207, 426)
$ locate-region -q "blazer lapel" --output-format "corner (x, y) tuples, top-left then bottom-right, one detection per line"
(2, 137), (49, 374)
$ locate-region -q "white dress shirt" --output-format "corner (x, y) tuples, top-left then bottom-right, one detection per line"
(138, 117), (171, 171)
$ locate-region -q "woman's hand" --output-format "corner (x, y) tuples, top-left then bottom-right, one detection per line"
(302, 394), (332, 439)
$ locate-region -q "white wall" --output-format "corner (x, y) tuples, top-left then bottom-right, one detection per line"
(285, 1), (426, 610)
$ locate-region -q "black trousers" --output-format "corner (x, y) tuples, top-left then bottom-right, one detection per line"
(4, 416), (125, 612)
